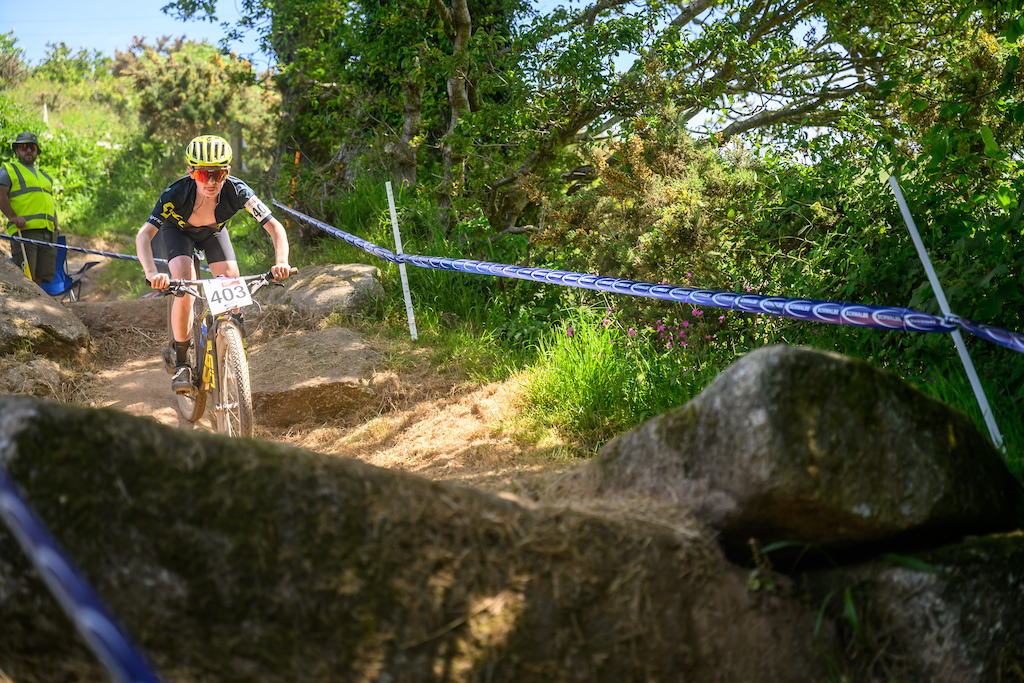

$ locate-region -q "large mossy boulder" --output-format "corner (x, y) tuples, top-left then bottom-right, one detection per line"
(0, 395), (827, 682)
(556, 345), (1024, 554)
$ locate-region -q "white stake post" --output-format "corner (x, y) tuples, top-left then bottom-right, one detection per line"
(386, 181), (418, 341)
(888, 174), (1004, 451)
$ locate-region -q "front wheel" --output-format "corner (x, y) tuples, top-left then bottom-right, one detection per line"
(214, 322), (253, 437)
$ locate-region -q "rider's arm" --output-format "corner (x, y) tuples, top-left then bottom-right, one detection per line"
(236, 185), (290, 280)
(135, 221), (168, 289)
(262, 216), (291, 280)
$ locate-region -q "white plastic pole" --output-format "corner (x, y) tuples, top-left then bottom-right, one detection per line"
(385, 181), (418, 341)
(888, 174), (1004, 451)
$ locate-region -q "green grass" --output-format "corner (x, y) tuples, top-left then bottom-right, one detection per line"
(520, 305), (731, 453)
(96, 257), (150, 299)
(911, 367), (1023, 478)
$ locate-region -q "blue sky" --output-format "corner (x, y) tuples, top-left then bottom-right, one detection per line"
(5, 0), (272, 70)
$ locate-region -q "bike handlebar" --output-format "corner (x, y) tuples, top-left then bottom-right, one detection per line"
(149, 267), (298, 293)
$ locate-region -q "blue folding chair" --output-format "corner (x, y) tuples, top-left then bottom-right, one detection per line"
(40, 235), (100, 302)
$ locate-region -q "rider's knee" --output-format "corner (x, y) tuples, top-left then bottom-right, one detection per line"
(169, 256), (195, 279)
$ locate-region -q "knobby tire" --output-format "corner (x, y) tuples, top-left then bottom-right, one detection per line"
(214, 322), (253, 437)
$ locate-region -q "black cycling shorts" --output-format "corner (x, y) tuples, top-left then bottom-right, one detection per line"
(160, 224), (236, 264)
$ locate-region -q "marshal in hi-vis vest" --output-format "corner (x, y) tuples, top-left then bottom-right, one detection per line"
(3, 160), (56, 235)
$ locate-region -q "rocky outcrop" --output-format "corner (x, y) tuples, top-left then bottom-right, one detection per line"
(248, 327), (380, 427)
(560, 345), (1023, 555)
(0, 259), (90, 357)
(3, 340), (1022, 683)
(0, 395), (827, 682)
(259, 263), (383, 320)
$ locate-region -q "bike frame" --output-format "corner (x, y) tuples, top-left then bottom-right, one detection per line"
(160, 258), (288, 436)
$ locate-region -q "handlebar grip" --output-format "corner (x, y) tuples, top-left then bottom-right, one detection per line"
(266, 267), (299, 280)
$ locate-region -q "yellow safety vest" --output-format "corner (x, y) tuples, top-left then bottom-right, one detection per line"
(4, 160), (56, 235)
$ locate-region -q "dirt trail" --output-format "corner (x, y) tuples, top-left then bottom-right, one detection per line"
(87, 349), (572, 497)
(68, 247), (574, 498)
(92, 356), (219, 432)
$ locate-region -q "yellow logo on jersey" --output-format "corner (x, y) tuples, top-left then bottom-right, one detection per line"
(161, 201), (189, 230)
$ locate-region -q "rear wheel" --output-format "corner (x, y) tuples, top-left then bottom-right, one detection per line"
(214, 322), (253, 437)
(171, 294), (207, 422)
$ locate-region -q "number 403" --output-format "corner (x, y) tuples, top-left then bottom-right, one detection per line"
(209, 285), (246, 304)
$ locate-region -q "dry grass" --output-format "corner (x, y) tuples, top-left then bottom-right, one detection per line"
(91, 325), (163, 364)
(0, 354), (97, 407)
(253, 353), (577, 498)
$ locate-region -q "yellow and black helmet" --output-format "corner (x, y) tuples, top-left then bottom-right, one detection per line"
(185, 135), (232, 167)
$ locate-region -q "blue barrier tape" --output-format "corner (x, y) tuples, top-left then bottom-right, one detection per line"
(0, 233), (207, 272)
(274, 202), (1024, 355)
(277, 208), (403, 264)
(2, 233), (147, 263)
(0, 467), (163, 682)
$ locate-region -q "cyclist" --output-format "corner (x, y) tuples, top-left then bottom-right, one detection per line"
(136, 134), (292, 394)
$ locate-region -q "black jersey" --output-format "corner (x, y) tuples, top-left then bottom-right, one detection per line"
(147, 175), (273, 231)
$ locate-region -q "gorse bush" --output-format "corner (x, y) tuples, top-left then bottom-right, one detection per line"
(113, 37), (279, 167)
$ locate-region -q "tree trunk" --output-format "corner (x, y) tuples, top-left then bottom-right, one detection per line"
(393, 76), (423, 190)
(434, 0), (473, 234)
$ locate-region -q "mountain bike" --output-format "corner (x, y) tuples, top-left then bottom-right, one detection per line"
(156, 256), (296, 437)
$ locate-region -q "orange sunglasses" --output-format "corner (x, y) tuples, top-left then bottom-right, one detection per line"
(191, 167), (229, 184)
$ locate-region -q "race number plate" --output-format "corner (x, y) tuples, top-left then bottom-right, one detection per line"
(202, 278), (253, 315)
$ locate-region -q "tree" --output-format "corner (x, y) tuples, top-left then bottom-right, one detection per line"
(35, 43), (110, 84)
(0, 31), (27, 89)
(160, 0), (1021, 239)
(112, 36), (279, 171)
